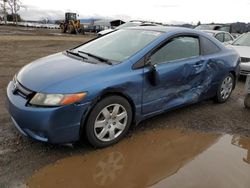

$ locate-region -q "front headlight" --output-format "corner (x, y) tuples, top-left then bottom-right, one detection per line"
(29, 92), (87, 107)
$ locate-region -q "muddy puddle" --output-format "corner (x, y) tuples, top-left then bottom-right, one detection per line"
(24, 128), (250, 188)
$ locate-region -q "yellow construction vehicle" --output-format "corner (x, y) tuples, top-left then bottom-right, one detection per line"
(60, 12), (84, 34)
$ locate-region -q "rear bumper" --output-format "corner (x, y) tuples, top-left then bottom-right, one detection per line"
(6, 81), (91, 144)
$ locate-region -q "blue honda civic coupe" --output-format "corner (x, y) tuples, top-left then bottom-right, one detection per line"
(6, 26), (240, 147)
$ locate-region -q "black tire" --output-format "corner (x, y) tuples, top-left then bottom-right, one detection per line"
(214, 73), (235, 103)
(68, 25), (76, 34)
(85, 96), (132, 148)
(244, 94), (250, 109)
(60, 24), (66, 33)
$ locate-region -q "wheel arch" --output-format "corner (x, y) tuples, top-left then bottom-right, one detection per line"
(79, 89), (137, 139)
(97, 90), (136, 121)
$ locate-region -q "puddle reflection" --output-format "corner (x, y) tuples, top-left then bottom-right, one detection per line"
(26, 129), (250, 188)
(151, 135), (250, 188)
(26, 129), (218, 188)
(232, 136), (250, 164)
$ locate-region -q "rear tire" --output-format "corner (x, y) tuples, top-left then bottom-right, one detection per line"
(215, 73), (234, 103)
(85, 96), (132, 148)
(68, 25), (76, 34)
(244, 94), (250, 109)
(60, 24), (66, 33)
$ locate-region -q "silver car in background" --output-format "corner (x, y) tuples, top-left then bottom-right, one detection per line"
(202, 30), (234, 44)
(98, 20), (161, 36)
(230, 32), (250, 76)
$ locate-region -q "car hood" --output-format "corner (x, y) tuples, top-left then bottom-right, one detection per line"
(17, 52), (107, 92)
(230, 45), (250, 58)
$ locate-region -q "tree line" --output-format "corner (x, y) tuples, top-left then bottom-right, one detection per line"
(0, 0), (21, 24)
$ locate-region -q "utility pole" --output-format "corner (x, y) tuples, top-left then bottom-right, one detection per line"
(14, 0), (17, 25)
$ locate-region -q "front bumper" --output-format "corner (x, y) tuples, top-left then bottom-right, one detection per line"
(240, 63), (250, 76)
(6, 81), (91, 144)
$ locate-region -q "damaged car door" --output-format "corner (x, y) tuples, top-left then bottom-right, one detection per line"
(142, 35), (207, 114)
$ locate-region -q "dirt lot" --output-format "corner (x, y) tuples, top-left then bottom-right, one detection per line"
(0, 25), (250, 188)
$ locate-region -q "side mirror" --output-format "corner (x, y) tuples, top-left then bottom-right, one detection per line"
(147, 58), (160, 86)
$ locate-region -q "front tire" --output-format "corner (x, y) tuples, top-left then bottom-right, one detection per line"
(85, 96), (132, 148)
(215, 73), (234, 103)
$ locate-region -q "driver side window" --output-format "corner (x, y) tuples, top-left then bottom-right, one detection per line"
(150, 36), (200, 65)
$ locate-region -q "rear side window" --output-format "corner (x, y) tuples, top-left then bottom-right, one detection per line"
(150, 36), (200, 64)
(200, 36), (221, 55)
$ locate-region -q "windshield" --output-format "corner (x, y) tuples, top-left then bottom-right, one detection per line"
(232, 33), (250, 47)
(67, 14), (76, 20)
(75, 29), (162, 62)
(116, 22), (141, 29)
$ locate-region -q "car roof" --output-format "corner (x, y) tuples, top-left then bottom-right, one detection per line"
(123, 26), (227, 50)
(129, 20), (162, 25)
(125, 26), (197, 33)
(198, 24), (230, 27)
(201, 30), (230, 34)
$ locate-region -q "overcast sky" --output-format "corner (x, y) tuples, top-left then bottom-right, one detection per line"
(20, 0), (250, 24)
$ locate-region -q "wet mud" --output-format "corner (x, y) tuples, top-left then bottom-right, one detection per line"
(26, 128), (250, 188)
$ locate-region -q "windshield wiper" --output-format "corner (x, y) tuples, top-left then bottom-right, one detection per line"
(66, 50), (88, 61)
(78, 51), (112, 65)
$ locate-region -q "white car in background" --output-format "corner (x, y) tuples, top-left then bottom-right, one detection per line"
(230, 32), (250, 76)
(202, 30), (234, 44)
(98, 20), (161, 36)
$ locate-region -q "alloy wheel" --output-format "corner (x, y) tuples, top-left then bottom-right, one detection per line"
(220, 76), (233, 100)
(94, 104), (128, 142)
